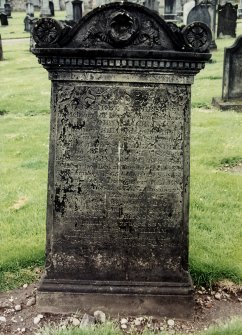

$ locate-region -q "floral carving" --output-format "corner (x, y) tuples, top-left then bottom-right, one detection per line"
(33, 18), (62, 46)
(182, 22), (212, 52)
(108, 11), (138, 46)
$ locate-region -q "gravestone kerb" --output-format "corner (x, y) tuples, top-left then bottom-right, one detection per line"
(31, 2), (211, 318)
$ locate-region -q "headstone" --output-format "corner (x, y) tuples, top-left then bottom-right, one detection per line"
(65, 0), (73, 20)
(49, 1), (55, 16)
(0, 34), (3, 61)
(0, 13), (8, 25)
(26, 0), (35, 17)
(40, 0), (51, 17)
(72, 0), (82, 23)
(143, 0), (159, 12)
(187, 1), (216, 49)
(212, 36), (242, 111)
(0, 0), (6, 12)
(238, 0), (242, 18)
(164, 0), (177, 20)
(217, 3), (237, 38)
(4, 3), (11, 17)
(31, 5), (211, 317)
(183, 0), (195, 25)
(24, 15), (31, 32)
(53, 0), (60, 10)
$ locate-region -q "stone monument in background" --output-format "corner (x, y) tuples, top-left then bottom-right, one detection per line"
(31, 3), (211, 318)
(217, 3), (237, 38)
(187, 0), (217, 49)
(212, 36), (242, 111)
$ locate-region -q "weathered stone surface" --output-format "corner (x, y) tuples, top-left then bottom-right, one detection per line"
(212, 35), (242, 111)
(217, 3), (237, 39)
(31, 2), (211, 318)
(223, 36), (242, 101)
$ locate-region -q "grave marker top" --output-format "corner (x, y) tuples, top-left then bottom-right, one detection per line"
(31, 3), (211, 317)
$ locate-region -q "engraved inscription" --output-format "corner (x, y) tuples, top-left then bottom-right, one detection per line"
(53, 83), (189, 255)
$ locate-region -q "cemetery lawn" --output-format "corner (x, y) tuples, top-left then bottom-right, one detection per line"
(1, 27), (242, 292)
(0, 11), (66, 40)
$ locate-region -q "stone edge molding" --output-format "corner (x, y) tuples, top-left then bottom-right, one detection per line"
(31, 2), (212, 74)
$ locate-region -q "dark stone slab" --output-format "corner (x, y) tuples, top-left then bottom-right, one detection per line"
(49, 0), (54, 16)
(217, 3), (237, 39)
(0, 12), (8, 25)
(72, 0), (82, 23)
(0, 34), (3, 61)
(4, 3), (11, 17)
(31, 3), (211, 318)
(212, 36), (242, 111)
(223, 36), (242, 101)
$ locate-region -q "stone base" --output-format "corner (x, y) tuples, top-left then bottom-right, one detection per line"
(37, 276), (194, 319)
(212, 97), (242, 111)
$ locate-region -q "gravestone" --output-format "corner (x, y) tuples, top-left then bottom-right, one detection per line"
(72, 0), (82, 23)
(40, 0), (51, 16)
(49, 1), (55, 16)
(217, 3), (237, 38)
(0, 0), (5, 12)
(65, 0), (73, 20)
(164, 0), (177, 20)
(31, 3), (211, 317)
(238, 0), (242, 18)
(4, 3), (11, 17)
(143, 0), (159, 12)
(26, 0), (35, 17)
(0, 34), (3, 61)
(187, 1), (216, 49)
(183, 0), (195, 25)
(0, 13), (8, 25)
(212, 36), (242, 111)
(24, 15), (32, 32)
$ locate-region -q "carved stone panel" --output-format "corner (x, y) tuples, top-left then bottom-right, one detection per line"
(47, 82), (190, 283)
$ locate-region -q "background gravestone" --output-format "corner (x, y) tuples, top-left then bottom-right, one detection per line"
(187, 1), (216, 49)
(238, 0), (242, 18)
(26, 0), (35, 17)
(183, 0), (195, 25)
(0, 34), (3, 61)
(217, 3), (237, 38)
(31, 3), (211, 317)
(164, 0), (177, 20)
(0, 13), (8, 25)
(4, 3), (11, 17)
(212, 36), (242, 111)
(49, 1), (55, 16)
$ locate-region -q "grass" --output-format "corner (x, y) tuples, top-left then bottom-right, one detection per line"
(0, 11), (66, 39)
(36, 318), (242, 335)
(0, 15), (242, 292)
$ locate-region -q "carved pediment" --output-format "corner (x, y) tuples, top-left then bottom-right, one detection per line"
(32, 2), (212, 53)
